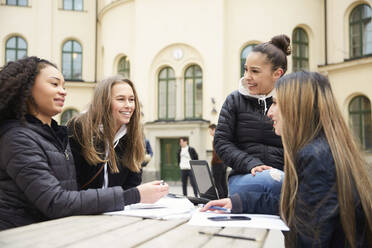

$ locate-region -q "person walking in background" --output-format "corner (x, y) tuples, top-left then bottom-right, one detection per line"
(141, 138), (153, 167)
(177, 137), (198, 197)
(214, 34), (291, 214)
(0, 57), (168, 231)
(208, 124), (227, 198)
(204, 71), (372, 247)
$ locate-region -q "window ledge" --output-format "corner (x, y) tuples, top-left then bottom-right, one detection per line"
(318, 55), (372, 72)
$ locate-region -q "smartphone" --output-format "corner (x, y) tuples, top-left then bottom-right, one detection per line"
(208, 216), (251, 221)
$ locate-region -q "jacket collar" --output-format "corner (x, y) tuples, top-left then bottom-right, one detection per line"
(238, 77), (276, 100)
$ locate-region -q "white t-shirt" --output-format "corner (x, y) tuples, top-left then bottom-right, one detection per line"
(179, 146), (191, 170)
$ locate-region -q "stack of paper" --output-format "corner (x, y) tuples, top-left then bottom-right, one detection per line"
(104, 196), (195, 220)
(188, 211), (289, 231)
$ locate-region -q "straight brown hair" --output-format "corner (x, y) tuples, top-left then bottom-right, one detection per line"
(69, 76), (144, 173)
(277, 71), (372, 248)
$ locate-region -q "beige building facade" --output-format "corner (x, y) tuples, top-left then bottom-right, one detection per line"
(1, 0), (371, 181)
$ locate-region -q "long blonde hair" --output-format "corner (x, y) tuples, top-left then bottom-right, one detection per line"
(69, 76), (144, 173)
(277, 71), (372, 248)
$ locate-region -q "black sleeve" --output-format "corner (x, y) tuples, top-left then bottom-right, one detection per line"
(1, 129), (139, 219)
(176, 148), (181, 164)
(189, 147), (198, 160)
(214, 92), (263, 173)
(122, 169), (142, 190)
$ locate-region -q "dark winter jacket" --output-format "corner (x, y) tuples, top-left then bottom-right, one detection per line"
(231, 134), (369, 247)
(68, 120), (142, 190)
(0, 115), (139, 231)
(214, 90), (283, 177)
(176, 146), (198, 167)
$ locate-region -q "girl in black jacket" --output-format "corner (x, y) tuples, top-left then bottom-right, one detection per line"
(68, 76), (145, 191)
(214, 35), (291, 214)
(0, 57), (168, 231)
(204, 71), (372, 247)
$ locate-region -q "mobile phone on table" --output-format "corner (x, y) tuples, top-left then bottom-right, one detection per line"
(208, 216), (251, 221)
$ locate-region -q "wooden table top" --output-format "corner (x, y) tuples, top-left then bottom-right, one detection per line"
(0, 215), (270, 248)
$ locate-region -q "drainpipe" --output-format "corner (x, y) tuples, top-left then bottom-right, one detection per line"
(95, 0), (98, 83)
(324, 0), (328, 65)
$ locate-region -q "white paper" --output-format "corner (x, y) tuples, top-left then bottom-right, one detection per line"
(188, 211), (289, 231)
(104, 196), (195, 220)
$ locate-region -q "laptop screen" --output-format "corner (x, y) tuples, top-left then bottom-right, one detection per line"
(189, 160), (219, 200)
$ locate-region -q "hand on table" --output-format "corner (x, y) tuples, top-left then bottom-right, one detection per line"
(137, 180), (168, 203)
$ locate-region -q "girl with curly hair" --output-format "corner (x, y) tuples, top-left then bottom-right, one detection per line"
(0, 57), (168, 231)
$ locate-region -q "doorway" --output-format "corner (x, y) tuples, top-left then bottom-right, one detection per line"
(160, 138), (180, 181)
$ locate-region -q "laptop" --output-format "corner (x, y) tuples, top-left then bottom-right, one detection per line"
(188, 160), (220, 204)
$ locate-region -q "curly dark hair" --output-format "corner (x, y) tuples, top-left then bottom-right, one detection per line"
(0, 56), (57, 123)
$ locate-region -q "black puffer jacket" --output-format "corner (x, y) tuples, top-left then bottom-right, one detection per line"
(68, 120), (142, 190)
(214, 90), (283, 177)
(0, 115), (139, 231)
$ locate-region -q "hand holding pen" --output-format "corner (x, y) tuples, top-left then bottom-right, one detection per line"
(200, 198), (232, 213)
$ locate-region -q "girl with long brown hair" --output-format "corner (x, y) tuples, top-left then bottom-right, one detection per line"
(203, 71), (372, 247)
(269, 71), (371, 247)
(68, 76), (164, 193)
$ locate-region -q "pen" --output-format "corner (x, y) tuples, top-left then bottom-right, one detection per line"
(207, 206), (231, 213)
(198, 231), (256, 241)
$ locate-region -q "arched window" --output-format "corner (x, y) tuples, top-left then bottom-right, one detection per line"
(158, 67), (176, 120)
(63, 0), (83, 11)
(349, 4), (372, 58)
(6, 0), (27, 6)
(5, 36), (27, 63)
(292, 28), (309, 71)
(349, 96), (372, 150)
(60, 109), (79, 126)
(184, 65), (202, 119)
(240, 44), (257, 77)
(62, 40), (82, 81)
(118, 56), (130, 78)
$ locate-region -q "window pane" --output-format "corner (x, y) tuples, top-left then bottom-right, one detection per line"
(73, 41), (82, 52)
(158, 80), (166, 119)
(6, 37), (16, 48)
(74, 0), (83, 10)
(185, 67), (193, 77)
(63, 41), (72, 52)
(6, 50), (15, 63)
(18, 0), (27, 6)
(17, 50), (27, 60)
(363, 21), (372, 54)
(72, 53), (82, 79)
(18, 38), (27, 49)
(364, 112), (372, 149)
(240, 44), (256, 77)
(167, 68), (175, 78)
(159, 68), (167, 79)
(6, 0), (17, 5)
(118, 56), (130, 78)
(349, 97), (360, 112)
(61, 109), (78, 126)
(62, 53), (72, 79)
(349, 96), (372, 150)
(195, 78), (203, 118)
(168, 80), (176, 119)
(361, 97), (371, 110)
(64, 0), (73, 10)
(351, 7), (361, 22)
(185, 78), (193, 118)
